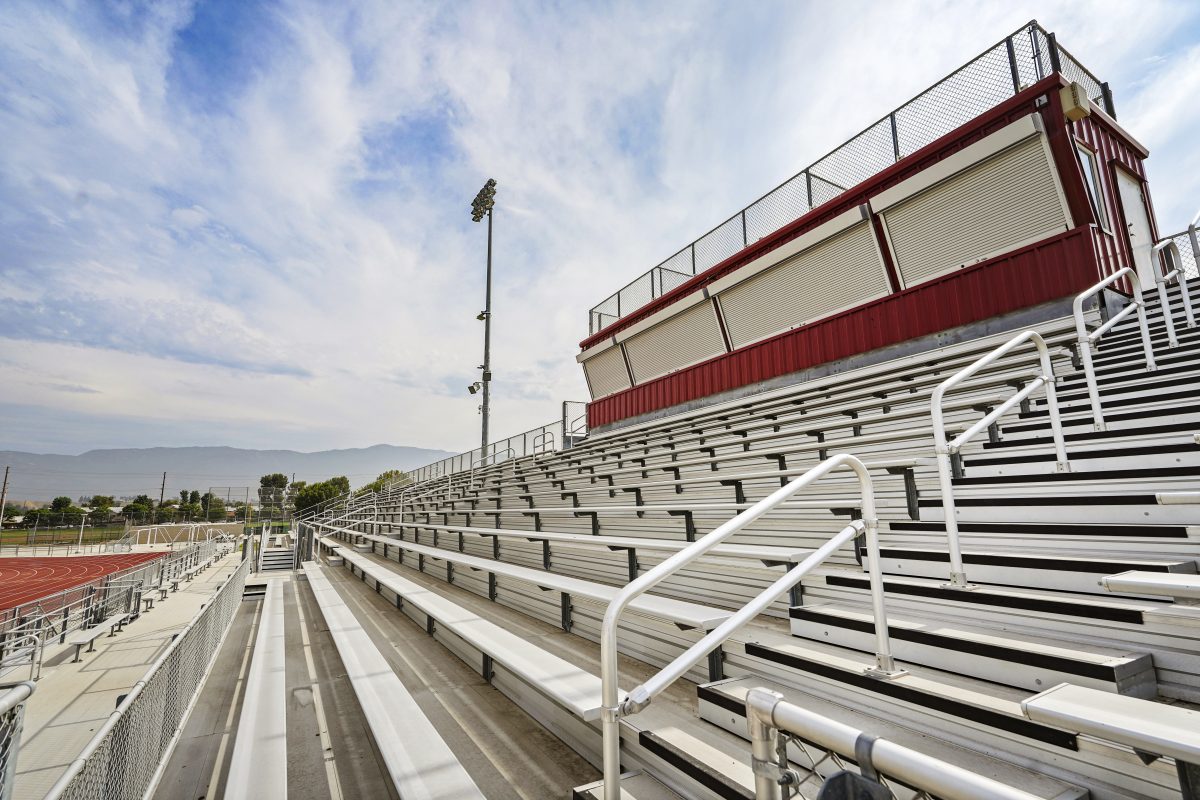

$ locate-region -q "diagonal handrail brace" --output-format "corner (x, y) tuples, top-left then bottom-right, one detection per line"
(599, 452), (900, 800)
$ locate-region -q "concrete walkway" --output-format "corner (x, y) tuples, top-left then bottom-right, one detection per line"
(13, 554), (241, 800)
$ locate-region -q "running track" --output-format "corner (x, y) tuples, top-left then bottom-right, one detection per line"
(0, 553), (166, 613)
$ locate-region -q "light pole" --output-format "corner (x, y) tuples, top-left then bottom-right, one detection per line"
(470, 178), (497, 455)
(76, 512), (88, 553)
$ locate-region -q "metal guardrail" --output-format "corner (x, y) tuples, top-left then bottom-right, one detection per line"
(745, 687), (1042, 800)
(0, 681), (35, 800)
(406, 401), (589, 485)
(1152, 238), (1195, 348)
(1073, 267), (1156, 432)
(586, 20), (1109, 335)
(931, 330), (1069, 589)
(44, 555), (249, 800)
(598, 453), (898, 800)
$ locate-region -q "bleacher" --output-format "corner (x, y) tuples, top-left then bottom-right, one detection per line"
(39, 21), (1195, 800)
(283, 273), (1200, 799)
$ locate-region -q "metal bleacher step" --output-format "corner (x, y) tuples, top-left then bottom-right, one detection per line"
(866, 546), (1197, 594)
(962, 438), (1200, 477)
(573, 772), (684, 800)
(887, 519), (1192, 540)
(998, 404), (1200, 438)
(787, 603), (1157, 695)
(302, 561), (486, 799)
(696, 676), (1087, 800)
(803, 570), (1158, 625)
(731, 634), (1079, 749)
(920, 488), (1197, 525)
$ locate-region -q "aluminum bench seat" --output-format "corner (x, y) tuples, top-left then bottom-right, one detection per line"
(1021, 683), (1200, 781)
(225, 579), (287, 800)
(302, 562), (486, 798)
(1100, 571), (1200, 602)
(391, 522), (812, 566)
(324, 543), (619, 721)
(67, 612), (131, 662)
(320, 528), (731, 632)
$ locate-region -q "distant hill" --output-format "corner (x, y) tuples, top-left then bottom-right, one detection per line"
(0, 444), (455, 503)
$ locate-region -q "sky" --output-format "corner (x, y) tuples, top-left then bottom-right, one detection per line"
(1, 0), (1198, 458)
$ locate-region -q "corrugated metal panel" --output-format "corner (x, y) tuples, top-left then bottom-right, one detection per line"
(623, 300), (726, 384)
(884, 135), (1068, 287)
(717, 222), (889, 349)
(582, 345), (631, 399)
(588, 226), (1097, 429)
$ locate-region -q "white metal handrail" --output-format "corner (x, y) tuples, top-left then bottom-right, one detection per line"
(1152, 238), (1195, 348)
(932, 330), (1069, 589)
(531, 430), (556, 457)
(1073, 267), (1156, 432)
(746, 688), (1042, 800)
(469, 447), (516, 485)
(598, 453), (900, 800)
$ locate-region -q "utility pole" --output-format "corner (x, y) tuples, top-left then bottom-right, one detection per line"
(159, 472), (167, 514)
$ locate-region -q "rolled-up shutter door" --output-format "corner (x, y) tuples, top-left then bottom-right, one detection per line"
(623, 301), (726, 384)
(717, 221), (889, 349)
(582, 345), (631, 399)
(883, 135), (1068, 288)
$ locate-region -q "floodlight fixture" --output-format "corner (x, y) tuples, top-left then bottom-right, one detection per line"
(470, 178), (497, 223)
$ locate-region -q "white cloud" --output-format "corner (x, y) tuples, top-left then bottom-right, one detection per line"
(0, 0), (1197, 457)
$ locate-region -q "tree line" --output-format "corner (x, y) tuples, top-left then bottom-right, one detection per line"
(1, 469), (411, 526)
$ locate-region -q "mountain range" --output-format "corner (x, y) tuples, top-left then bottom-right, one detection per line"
(0, 444), (455, 503)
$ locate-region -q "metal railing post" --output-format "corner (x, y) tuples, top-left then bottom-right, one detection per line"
(746, 687), (785, 800)
(932, 330), (1068, 589)
(599, 453), (894, 800)
(1073, 267), (1156, 431)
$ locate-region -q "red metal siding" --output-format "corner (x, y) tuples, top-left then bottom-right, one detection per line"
(1071, 111), (1154, 291)
(588, 226), (1099, 428)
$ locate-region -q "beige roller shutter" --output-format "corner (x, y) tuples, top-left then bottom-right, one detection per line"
(623, 301), (726, 383)
(582, 345), (631, 399)
(884, 135), (1068, 288)
(717, 222), (890, 349)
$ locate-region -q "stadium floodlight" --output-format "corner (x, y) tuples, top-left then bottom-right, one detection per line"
(467, 382), (482, 395)
(470, 178), (497, 452)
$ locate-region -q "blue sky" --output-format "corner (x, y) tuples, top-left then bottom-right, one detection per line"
(1, 0), (1198, 456)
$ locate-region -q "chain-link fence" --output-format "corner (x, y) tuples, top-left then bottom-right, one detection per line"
(42, 555), (249, 800)
(0, 541), (228, 682)
(588, 20), (1110, 335)
(1165, 229), (1199, 280)
(0, 681), (34, 800)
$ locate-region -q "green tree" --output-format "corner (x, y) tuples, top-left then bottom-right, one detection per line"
(205, 496), (226, 520)
(90, 495), (115, 513)
(188, 490), (200, 505)
(294, 476), (350, 513)
(50, 496), (73, 512)
(258, 473), (288, 514)
(122, 494), (155, 520)
(180, 490), (189, 504)
(358, 469), (410, 495)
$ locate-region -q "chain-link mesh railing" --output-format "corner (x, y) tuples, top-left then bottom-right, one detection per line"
(402, 400), (592, 485)
(587, 20), (1111, 335)
(0, 681), (34, 800)
(43, 554), (248, 800)
(1165, 229), (1199, 279)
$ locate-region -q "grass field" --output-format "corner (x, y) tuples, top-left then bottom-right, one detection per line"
(0, 525), (129, 547)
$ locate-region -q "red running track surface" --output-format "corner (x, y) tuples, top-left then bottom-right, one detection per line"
(0, 553), (166, 613)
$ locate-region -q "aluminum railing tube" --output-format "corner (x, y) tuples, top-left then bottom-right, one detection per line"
(624, 522), (862, 712)
(599, 453), (889, 800)
(931, 329), (1068, 589)
(1073, 267), (1155, 432)
(745, 687), (1043, 800)
(1152, 239), (1194, 347)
